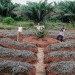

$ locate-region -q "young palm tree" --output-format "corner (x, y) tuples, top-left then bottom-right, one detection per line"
(64, 1), (75, 25)
(21, 0), (54, 23)
(54, 1), (75, 25)
(0, 3), (4, 15)
(0, 0), (15, 17)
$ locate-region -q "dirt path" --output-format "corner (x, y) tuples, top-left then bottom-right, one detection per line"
(34, 47), (46, 75)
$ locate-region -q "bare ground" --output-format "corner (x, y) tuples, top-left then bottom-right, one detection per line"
(34, 47), (46, 75)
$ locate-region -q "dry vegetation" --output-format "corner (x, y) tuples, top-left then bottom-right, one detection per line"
(0, 30), (75, 75)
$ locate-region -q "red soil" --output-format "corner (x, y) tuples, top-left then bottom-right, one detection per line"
(46, 70), (73, 75)
(46, 70), (61, 75)
(0, 67), (36, 75)
(44, 57), (75, 64)
(0, 54), (37, 64)
(44, 48), (75, 54)
(0, 42), (38, 53)
(28, 68), (36, 75)
(7, 37), (17, 41)
(0, 33), (75, 75)
(0, 36), (36, 75)
(22, 36), (58, 47)
(0, 35), (4, 38)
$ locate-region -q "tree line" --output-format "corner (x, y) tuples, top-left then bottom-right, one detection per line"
(0, 0), (75, 25)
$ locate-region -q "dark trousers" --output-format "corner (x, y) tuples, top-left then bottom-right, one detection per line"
(57, 35), (63, 42)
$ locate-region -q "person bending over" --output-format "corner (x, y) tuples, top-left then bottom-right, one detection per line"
(57, 25), (65, 42)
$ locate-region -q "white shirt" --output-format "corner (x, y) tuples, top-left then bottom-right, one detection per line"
(35, 25), (45, 31)
(59, 29), (65, 36)
(18, 27), (22, 32)
(37, 26), (41, 31)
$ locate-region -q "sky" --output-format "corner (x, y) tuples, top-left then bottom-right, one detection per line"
(11, 0), (75, 5)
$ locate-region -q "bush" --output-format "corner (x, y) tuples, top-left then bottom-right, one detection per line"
(48, 17), (61, 23)
(34, 30), (47, 39)
(0, 16), (3, 22)
(3, 17), (15, 24)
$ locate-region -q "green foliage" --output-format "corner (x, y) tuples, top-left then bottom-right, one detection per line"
(0, 0), (16, 16)
(45, 22), (75, 30)
(3, 17), (15, 24)
(34, 30), (47, 39)
(54, 1), (75, 24)
(0, 0), (75, 28)
(22, 0), (54, 23)
(0, 21), (75, 30)
(0, 17), (3, 22)
(16, 21), (34, 29)
(48, 17), (61, 23)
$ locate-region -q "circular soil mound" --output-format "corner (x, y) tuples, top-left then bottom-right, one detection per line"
(0, 59), (36, 75)
(22, 36), (58, 47)
(46, 61), (75, 75)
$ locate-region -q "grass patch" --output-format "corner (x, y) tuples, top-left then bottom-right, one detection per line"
(0, 21), (34, 30)
(0, 23), (17, 30)
(0, 21), (75, 30)
(17, 21), (34, 29)
(45, 22), (75, 30)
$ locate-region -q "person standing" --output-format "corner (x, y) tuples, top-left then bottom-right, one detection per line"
(34, 23), (45, 31)
(57, 25), (65, 42)
(17, 24), (23, 42)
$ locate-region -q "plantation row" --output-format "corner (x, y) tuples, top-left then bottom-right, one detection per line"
(0, 30), (75, 75)
(0, 32), (38, 75)
(44, 40), (75, 75)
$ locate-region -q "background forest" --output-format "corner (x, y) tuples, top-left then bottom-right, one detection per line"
(0, 0), (75, 30)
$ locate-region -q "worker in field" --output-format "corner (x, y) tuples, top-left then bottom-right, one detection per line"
(57, 25), (65, 42)
(34, 23), (45, 31)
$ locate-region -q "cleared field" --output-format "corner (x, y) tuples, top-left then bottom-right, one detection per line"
(0, 30), (75, 75)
